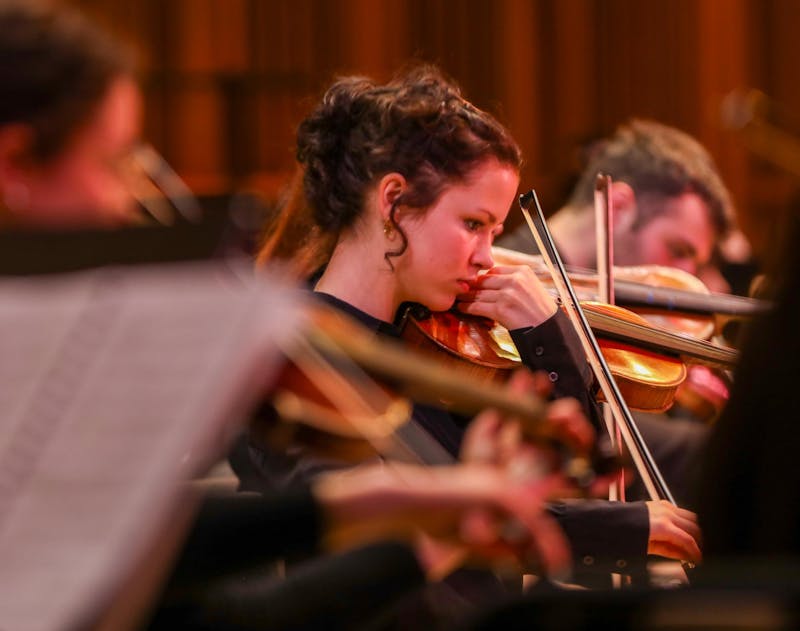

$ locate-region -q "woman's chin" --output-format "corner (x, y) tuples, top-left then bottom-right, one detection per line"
(427, 296), (457, 313)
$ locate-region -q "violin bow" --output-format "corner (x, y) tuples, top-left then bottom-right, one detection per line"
(518, 190), (677, 506)
(593, 175), (626, 507)
(520, 190), (700, 577)
(594, 174), (614, 309)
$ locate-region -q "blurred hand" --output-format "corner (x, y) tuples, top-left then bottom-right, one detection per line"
(461, 368), (595, 480)
(314, 460), (574, 579)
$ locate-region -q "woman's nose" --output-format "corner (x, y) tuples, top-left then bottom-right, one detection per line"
(472, 236), (494, 269)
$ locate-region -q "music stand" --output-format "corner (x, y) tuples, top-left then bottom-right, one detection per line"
(0, 258), (300, 631)
(0, 191), (272, 276)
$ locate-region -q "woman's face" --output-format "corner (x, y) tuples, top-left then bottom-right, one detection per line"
(395, 159), (519, 311)
(15, 76), (143, 229)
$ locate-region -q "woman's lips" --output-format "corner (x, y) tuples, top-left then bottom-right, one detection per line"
(457, 280), (472, 293)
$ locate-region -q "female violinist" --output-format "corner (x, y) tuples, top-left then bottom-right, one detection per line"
(230, 67), (701, 590)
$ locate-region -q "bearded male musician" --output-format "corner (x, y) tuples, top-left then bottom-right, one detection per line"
(498, 120), (744, 510)
(500, 119), (738, 291)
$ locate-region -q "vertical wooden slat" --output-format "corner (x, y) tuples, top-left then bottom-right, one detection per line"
(692, 0), (753, 247)
(494, 0), (543, 200)
(51, 0), (800, 241)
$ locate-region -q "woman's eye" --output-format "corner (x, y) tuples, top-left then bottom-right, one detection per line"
(464, 219), (483, 231)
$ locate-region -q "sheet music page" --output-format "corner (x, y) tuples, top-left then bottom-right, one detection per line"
(0, 261), (300, 631)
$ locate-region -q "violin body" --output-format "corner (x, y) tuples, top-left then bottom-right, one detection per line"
(400, 302), (687, 413)
(609, 266), (716, 340)
(581, 302), (686, 413)
(399, 304), (518, 383)
(265, 358), (410, 462)
(490, 245), (751, 420)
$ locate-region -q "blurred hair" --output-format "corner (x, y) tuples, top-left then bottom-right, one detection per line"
(567, 119), (735, 237)
(0, 0), (135, 161)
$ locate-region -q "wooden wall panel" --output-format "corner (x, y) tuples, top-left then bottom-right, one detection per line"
(495, 0), (544, 199)
(65, 0), (800, 260)
(694, 0), (753, 248)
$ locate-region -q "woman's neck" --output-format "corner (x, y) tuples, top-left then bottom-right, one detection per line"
(314, 240), (399, 323)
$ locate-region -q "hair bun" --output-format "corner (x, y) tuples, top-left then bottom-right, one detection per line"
(296, 77), (378, 232)
(296, 66), (521, 235)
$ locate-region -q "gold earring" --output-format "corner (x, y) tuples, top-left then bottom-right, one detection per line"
(383, 220), (394, 238)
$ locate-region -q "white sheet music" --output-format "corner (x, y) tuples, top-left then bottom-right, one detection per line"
(0, 261), (299, 631)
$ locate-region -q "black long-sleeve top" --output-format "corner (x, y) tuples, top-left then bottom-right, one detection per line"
(230, 292), (650, 575)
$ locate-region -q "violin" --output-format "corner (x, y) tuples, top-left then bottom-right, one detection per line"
(491, 245), (759, 421)
(268, 350), (412, 464)
(491, 245), (769, 342)
(399, 293), (737, 414)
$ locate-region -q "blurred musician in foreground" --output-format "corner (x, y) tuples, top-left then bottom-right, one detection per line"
(153, 385), (596, 630)
(697, 211), (800, 571)
(0, 0), (143, 230)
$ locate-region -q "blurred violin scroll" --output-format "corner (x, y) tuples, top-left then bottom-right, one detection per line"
(721, 89), (800, 180)
(262, 297), (610, 486)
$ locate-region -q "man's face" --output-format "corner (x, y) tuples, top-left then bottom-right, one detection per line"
(614, 192), (716, 276)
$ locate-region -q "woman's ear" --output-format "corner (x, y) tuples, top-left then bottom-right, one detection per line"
(609, 181), (637, 233)
(376, 172), (407, 222)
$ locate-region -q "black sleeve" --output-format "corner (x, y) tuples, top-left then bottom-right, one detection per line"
(509, 309), (600, 428)
(228, 411), (374, 495)
(511, 312), (652, 575)
(241, 541), (426, 631)
(167, 488), (323, 583)
(148, 541), (426, 631)
(547, 500), (650, 575)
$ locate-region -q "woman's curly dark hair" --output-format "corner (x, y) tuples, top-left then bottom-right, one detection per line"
(259, 65), (521, 274)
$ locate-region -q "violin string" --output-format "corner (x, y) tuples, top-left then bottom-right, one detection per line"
(584, 309), (738, 368)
